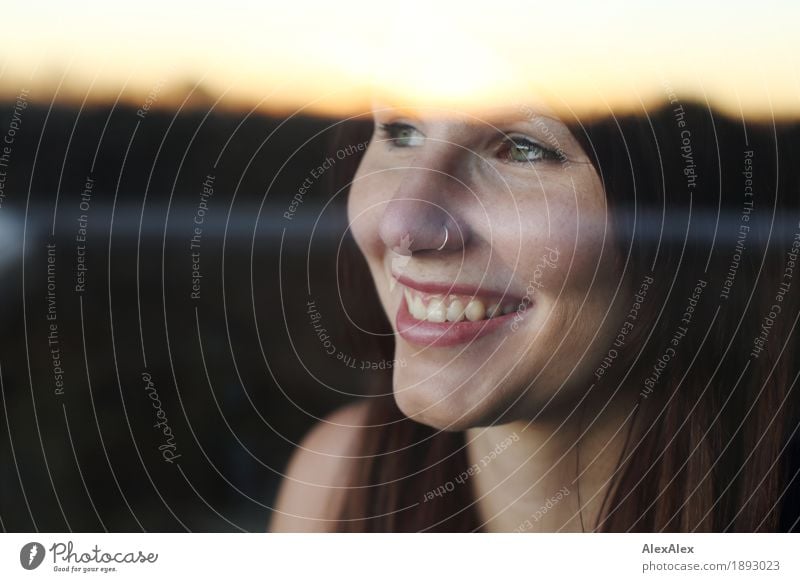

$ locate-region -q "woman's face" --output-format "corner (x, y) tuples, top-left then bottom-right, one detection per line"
(348, 102), (625, 430)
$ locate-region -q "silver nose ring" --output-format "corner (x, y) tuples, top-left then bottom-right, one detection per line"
(436, 225), (449, 251)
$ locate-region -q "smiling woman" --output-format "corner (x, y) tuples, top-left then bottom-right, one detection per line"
(270, 99), (800, 533)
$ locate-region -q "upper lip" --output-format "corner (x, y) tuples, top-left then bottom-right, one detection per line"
(392, 273), (522, 303)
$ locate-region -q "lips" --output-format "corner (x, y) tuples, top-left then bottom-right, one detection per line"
(394, 275), (529, 347)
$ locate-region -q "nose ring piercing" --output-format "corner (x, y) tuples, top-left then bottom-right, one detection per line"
(437, 225), (449, 251)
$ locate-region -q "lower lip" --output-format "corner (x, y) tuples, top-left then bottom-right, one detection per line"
(396, 297), (525, 348)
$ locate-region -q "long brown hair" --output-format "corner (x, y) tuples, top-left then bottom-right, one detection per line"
(328, 103), (800, 532)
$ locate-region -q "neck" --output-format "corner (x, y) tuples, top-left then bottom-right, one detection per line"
(465, 387), (639, 532)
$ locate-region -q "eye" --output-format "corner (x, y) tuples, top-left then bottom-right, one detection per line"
(378, 122), (425, 147)
(498, 135), (560, 164)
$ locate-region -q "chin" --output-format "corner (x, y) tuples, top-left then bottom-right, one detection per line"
(393, 389), (482, 431)
(390, 363), (524, 431)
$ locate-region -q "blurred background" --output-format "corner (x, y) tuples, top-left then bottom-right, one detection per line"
(0, 94), (383, 532)
(1, 0), (799, 532)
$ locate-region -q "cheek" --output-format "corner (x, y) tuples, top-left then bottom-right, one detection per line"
(547, 207), (615, 290)
(347, 170), (388, 262)
(495, 182), (612, 294)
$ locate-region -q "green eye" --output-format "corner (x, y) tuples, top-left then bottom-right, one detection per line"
(380, 123), (425, 147)
(503, 137), (557, 163)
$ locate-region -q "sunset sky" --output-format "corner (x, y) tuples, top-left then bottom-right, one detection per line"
(2, 0), (798, 119)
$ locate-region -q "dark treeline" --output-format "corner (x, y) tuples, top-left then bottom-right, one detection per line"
(0, 101), (370, 532)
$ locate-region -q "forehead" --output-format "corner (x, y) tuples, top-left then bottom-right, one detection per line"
(369, 98), (564, 126)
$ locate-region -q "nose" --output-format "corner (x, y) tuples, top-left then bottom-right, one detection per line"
(378, 170), (468, 254)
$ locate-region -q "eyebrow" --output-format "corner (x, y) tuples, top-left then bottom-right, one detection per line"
(489, 104), (563, 125)
(370, 99), (564, 128)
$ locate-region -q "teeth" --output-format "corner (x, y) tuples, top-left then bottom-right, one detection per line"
(465, 299), (486, 321)
(426, 297), (447, 322)
(404, 286), (517, 323)
(446, 299), (466, 322)
(408, 292), (427, 320)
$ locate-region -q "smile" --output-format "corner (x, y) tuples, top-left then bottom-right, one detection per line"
(394, 276), (529, 347)
(403, 287), (517, 322)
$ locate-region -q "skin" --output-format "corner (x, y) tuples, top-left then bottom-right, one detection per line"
(345, 101), (637, 530)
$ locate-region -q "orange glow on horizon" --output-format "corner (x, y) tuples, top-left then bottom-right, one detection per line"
(2, 0), (798, 121)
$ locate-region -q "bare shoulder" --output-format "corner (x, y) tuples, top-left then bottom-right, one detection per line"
(269, 400), (370, 532)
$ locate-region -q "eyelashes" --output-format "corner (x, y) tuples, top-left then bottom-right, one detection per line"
(378, 122), (425, 147)
(496, 135), (561, 164)
(377, 122), (561, 165)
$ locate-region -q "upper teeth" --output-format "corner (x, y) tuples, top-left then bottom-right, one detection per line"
(404, 288), (517, 322)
